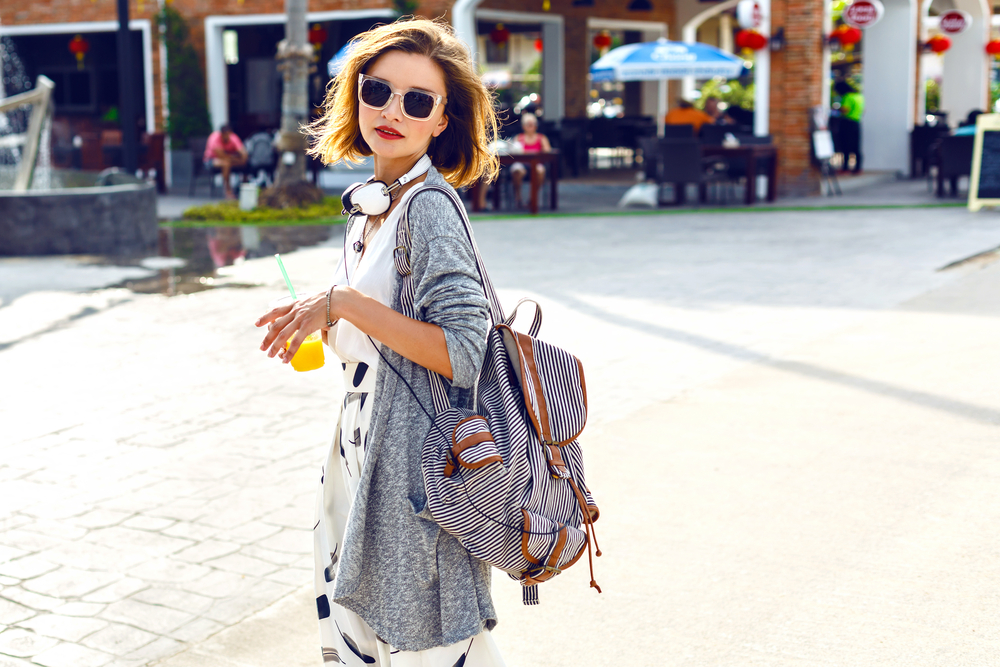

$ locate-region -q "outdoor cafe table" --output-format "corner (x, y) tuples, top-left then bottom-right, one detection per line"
(700, 144), (779, 205)
(470, 150), (560, 215)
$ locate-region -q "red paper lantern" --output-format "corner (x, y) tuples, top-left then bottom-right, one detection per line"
(534, 38), (543, 52)
(593, 31), (612, 52)
(68, 34), (90, 71)
(308, 24), (328, 47)
(926, 34), (951, 53)
(830, 25), (862, 46)
(986, 39), (1000, 56)
(489, 23), (510, 45)
(734, 29), (768, 51)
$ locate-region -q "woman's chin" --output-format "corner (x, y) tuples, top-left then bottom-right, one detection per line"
(372, 144), (429, 162)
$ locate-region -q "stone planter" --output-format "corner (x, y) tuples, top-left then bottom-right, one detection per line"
(0, 180), (158, 257)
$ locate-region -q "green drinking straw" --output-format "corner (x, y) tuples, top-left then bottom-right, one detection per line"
(274, 254), (297, 300)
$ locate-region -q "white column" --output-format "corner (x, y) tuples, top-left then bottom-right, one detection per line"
(940, 0), (990, 126)
(720, 14), (734, 53)
(452, 0), (485, 58)
(542, 21), (564, 121)
(861, 0), (917, 173)
(681, 24), (697, 101)
(205, 20), (228, 130)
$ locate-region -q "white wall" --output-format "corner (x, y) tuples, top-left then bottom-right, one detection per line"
(861, 0), (917, 173)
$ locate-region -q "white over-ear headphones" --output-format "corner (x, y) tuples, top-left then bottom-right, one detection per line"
(341, 154), (433, 217)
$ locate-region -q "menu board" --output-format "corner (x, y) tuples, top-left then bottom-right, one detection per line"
(969, 115), (1000, 211)
(976, 132), (1000, 199)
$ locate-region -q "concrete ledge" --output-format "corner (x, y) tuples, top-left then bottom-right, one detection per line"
(0, 182), (158, 256)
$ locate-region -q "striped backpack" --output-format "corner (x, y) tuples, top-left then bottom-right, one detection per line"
(393, 185), (601, 605)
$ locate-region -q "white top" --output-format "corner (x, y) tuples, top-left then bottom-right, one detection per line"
(328, 182), (428, 368)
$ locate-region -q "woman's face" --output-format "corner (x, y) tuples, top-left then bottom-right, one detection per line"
(359, 51), (449, 165)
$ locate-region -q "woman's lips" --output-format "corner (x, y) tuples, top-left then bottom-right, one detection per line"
(375, 126), (404, 140)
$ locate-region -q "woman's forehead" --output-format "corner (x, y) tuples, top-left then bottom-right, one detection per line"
(366, 51), (446, 94)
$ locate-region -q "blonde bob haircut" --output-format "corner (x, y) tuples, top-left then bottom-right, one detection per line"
(307, 18), (500, 189)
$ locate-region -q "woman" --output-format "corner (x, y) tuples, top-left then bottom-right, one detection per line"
(255, 18), (504, 666)
(509, 112), (552, 209)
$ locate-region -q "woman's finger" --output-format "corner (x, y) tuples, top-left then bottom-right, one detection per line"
(283, 329), (307, 364)
(267, 321), (298, 358)
(260, 311), (298, 352)
(255, 301), (295, 328)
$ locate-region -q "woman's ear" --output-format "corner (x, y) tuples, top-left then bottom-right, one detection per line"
(432, 113), (449, 138)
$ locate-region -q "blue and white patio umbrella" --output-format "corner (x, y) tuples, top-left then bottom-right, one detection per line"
(590, 39), (745, 82)
(591, 39), (745, 136)
(327, 41), (358, 78)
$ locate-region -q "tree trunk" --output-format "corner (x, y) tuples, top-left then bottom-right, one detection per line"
(274, 0), (309, 187)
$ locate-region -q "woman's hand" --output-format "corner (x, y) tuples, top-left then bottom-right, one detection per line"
(256, 285), (455, 379)
(255, 289), (335, 364)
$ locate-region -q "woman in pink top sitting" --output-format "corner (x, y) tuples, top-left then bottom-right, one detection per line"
(510, 112), (552, 208)
(203, 124), (248, 199)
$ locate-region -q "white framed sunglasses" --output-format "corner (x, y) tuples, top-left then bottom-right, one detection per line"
(357, 74), (445, 121)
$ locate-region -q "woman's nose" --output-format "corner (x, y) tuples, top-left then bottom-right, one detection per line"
(382, 93), (404, 120)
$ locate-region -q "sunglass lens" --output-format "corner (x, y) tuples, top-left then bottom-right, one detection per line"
(403, 91), (435, 119)
(361, 79), (392, 108)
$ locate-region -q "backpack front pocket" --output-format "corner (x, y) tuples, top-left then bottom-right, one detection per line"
(518, 509), (588, 584)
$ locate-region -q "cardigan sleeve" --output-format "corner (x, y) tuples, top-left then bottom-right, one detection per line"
(407, 188), (490, 389)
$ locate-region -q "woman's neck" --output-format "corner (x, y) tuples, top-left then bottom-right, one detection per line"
(370, 154), (429, 213)
(373, 154), (425, 186)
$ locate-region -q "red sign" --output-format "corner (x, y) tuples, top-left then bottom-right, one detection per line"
(939, 10), (971, 35)
(843, 0), (884, 29)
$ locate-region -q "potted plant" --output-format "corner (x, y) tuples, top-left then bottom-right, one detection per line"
(159, 6), (211, 190)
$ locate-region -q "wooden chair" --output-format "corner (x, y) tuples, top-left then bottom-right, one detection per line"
(936, 135), (974, 198)
(649, 138), (729, 206)
(139, 132), (166, 193)
(699, 124), (730, 146)
(243, 132), (278, 186)
(661, 124), (695, 139)
(910, 124), (949, 179)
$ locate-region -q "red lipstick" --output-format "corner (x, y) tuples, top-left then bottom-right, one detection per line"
(375, 125), (404, 140)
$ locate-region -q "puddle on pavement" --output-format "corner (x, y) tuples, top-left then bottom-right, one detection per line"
(109, 224), (336, 296)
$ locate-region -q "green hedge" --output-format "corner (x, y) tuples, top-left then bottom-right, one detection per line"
(179, 197), (344, 224)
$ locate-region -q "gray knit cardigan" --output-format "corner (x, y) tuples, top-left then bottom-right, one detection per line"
(330, 166), (496, 651)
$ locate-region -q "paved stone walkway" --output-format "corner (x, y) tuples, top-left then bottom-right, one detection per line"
(1, 205), (999, 666)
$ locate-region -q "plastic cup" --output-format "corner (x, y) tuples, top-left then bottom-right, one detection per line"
(267, 296), (325, 372)
(287, 332), (325, 372)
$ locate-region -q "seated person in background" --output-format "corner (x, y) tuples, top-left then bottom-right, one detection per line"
(510, 113), (552, 209)
(204, 124), (248, 199)
(704, 96), (729, 124)
(477, 112), (552, 210)
(954, 110), (983, 136)
(723, 104), (754, 131)
(664, 99), (714, 135)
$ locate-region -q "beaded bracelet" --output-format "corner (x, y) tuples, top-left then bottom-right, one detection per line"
(326, 285), (337, 328)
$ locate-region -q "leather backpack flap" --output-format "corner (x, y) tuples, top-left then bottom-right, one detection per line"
(497, 324), (587, 446)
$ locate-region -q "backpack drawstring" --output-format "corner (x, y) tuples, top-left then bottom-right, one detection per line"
(568, 478), (602, 593)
